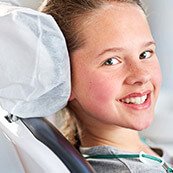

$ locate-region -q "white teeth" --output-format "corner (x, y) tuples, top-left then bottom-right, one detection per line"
(135, 97), (141, 104)
(125, 98), (130, 103)
(121, 95), (147, 104)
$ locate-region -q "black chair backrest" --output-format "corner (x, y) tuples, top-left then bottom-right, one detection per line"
(21, 117), (96, 173)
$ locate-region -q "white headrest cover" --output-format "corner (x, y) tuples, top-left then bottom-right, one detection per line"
(0, 3), (71, 118)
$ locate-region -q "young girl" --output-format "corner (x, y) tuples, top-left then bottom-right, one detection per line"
(40, 0), (173, 172)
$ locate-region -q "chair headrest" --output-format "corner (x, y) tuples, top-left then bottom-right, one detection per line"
(0, 3), (71, 118)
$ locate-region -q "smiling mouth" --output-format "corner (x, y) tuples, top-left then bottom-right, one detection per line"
(120, 94), (148, 105)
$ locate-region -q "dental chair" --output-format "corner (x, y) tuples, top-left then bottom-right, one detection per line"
(0, 3), (95, 173)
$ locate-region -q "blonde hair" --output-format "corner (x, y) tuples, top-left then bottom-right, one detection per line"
(55, 108), (79, 146)
(40, 0), (144, 147)
(40, 0), (143, 54)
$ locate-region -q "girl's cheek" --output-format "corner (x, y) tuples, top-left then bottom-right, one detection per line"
(153, 62), (162, 88)
(88, 74), (120, 102)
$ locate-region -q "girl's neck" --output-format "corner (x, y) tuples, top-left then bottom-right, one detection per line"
(81, 128), (140, 150)
(80, 126), (147, 153)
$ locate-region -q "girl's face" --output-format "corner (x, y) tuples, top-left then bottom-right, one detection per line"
(69, 3), (162, 131)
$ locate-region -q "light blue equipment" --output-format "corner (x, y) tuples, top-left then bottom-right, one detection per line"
(84, 151), (173, 173)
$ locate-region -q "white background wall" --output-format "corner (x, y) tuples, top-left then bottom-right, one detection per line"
(141, 0), (173, 155)
(142, 0), (173, 91)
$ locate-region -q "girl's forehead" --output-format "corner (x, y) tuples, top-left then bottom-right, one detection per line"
(82, 2), (143, 25)
(77, 2), (151, 52)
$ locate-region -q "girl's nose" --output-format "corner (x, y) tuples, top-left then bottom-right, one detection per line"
(124, 64), (151, 86)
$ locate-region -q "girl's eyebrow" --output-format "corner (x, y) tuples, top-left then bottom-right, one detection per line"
(97, 47), (125, 58)
(143, 41), (156, 48)
(96, 41), (156, 58)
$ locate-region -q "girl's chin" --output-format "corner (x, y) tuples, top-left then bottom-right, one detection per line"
(133, 120), (153, 131)
(128, 115), (154, 131)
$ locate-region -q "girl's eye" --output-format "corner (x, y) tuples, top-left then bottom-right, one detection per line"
(139, 50), (153, 60)
(103, 57), (119, 66)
